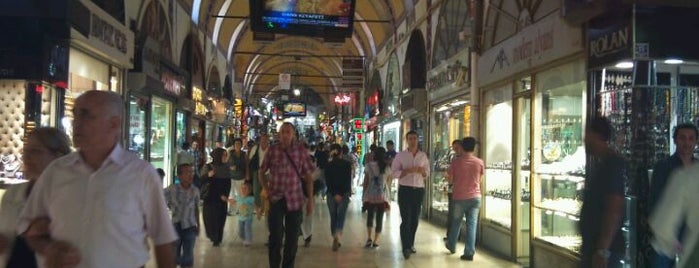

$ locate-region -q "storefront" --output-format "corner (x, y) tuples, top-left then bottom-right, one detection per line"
(128, 37), (187, 187)
(0, 0), (132, 190)
(585, 6), (699, 267)
(427, 48), (472, 224)
(477, 12), (584, 265)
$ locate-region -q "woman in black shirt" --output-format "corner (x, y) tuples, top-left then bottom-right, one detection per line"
(324, 144), (353, 251)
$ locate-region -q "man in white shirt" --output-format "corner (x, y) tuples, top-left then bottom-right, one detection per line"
(391, 130), (430, 259)
(650, 162), (699, 268)
(18, 90), (177, 268)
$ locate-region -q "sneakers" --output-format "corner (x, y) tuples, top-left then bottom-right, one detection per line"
(304, 235), (312, 247)
(444, 242), (455, 254)
(460, 254), (474, 261)
(332, 238), (341, 251)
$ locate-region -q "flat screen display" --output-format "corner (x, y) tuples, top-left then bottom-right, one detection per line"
(250, 0), (357, 38)
(282, 101), (307, 117)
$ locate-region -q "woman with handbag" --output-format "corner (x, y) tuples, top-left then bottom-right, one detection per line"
(200, 148), (233, 246)
(362, 147), (391, 249)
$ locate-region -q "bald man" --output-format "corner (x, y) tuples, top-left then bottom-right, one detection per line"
(19, 90), (177, 268)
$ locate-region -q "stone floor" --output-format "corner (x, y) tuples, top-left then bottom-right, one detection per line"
(147, 196), (521, 268)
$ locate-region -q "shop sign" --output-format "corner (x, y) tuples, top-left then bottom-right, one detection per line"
(355, 132), (364, 163)
(334, 94), (352, 105)
(161, 69), (184, 96)
(477, 13), (583, 87)
(279, 73), (291, 90)
(428, 60), (469, 90)
(91, 14), (128, 54)
(352, 118), (364, 133)
(587, 19), (632, 69)
(234, 98), (243, 118)
(70, 0), (133, 68)
(192, 87), (207, 116)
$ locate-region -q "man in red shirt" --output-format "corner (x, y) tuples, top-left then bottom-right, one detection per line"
(445, 137), (484, 261)
(259, 122), (314, 268)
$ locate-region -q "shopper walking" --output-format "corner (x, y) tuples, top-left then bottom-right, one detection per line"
(200, 148), (234, 246)
(325, 144), (352, 251)
(19, 90), (177, 268)
(579, 117), (627, 268)
(391, 130), (430, 259)
(259, 122), (314, 268)
(228, 181), (255, 246)
(445, 137), (483, 261)
(0, 127), (71, 268)
(362, 147), (391, 249)
(249, 134), (270, 218)
(649, 123), (697, 267)
(165, 164), (200, 268)
(228, 138), (248, 215)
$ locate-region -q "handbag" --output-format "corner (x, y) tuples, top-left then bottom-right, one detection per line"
(283, 149), (309, 198)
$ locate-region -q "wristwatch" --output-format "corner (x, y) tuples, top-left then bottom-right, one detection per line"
(596, 249), (611, 259)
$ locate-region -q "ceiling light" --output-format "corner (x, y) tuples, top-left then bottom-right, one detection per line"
(436, 105), (450, 112)
(293, 89), (301, 96)
(664, 59), (684, 64)
(615, 61), (634, 69)
(449, 100), (468, 106)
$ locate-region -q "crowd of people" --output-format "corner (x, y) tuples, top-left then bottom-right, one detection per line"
(0, 90), (697, 268)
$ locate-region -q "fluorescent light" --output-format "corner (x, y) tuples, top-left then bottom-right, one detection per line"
(436, 105), (450, 112)
(615, 61), (634, 69)
(664, 59), (684, 64)
(449, 100), (468, 106)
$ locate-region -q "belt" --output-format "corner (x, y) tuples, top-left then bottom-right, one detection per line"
(399, 185), (424, 190)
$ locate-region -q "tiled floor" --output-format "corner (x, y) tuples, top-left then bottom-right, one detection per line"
(147, 196), (521, 268)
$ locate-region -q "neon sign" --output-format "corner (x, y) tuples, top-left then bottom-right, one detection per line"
(334, 94), (351, 105)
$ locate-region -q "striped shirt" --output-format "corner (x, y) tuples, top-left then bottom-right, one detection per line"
(164, 184), (200, 229)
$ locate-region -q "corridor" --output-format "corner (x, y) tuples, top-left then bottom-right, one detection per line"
(147, 197), (521, 268)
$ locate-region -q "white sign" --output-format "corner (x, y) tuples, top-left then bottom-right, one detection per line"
(279, 73), (291, 90)
(477, 14), (583, 87)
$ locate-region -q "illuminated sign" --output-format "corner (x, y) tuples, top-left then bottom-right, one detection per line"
(192, 87), (207, 116)
(356, 132), (363, 163)
(352, 118), (364, 133)
(334, 94), (351, 105)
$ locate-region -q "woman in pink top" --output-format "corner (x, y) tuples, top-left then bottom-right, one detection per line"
(444, 137), (484, 261)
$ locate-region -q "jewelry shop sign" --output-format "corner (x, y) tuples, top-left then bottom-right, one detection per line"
(477, 14), (583, 87)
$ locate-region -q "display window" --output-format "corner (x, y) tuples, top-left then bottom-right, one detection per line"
(127, 95), (147, 159)
(430, 99), (470, 213)
(150, 97), (173, 186)
(532, 60), (586, 253)
(483, 86), (514, 228)
(382, 121), (401, 151)
(176, 111), (187, 149)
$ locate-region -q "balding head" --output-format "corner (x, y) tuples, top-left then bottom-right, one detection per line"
(72, 90), (123, 154)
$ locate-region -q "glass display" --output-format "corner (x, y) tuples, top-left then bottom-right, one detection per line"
(176, 111), (187, 149)
(532, 61), (586, 253)
(484, 87), (513, 229)
(150, 97), (173, 187)
(128, 95), (147, 159)
(515, 93), (531, 257)
(431, 103), (470, 213)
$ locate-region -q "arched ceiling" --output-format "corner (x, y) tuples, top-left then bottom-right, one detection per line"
(184, 0), (409, 108)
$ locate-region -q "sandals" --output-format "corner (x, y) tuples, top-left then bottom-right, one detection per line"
(364, 239), (373, 248)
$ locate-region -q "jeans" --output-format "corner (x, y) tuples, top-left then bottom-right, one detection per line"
(445, 192), (454, 238)
(446, 198), (480, 256)
(326, 195), (350, 235)
(366, 203), (385, 233)
(398, 185), (425, 251)
(268, 198), (302, 268)
(238, 218), (253, 243)
(174, 223), (197, 266)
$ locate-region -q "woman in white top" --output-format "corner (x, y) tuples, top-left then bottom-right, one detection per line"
(362, 147), (391, 249)
(0, 127), (71, 267)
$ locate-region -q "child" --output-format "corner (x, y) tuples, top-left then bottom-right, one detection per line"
(164, 164), (200, 268)
(229, 181), (255, 246)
